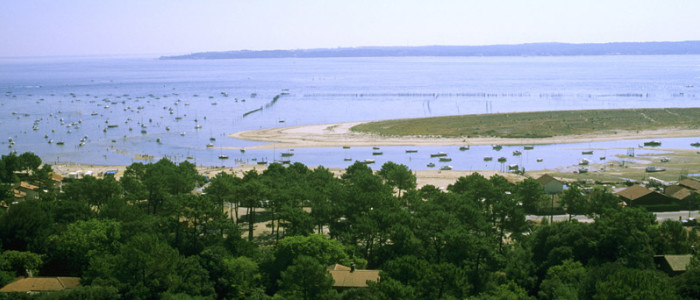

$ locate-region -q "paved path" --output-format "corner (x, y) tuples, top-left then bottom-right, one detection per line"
(528, 210), (699, 223)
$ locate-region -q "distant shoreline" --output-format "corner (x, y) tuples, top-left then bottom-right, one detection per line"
(161, 41), (700, 60)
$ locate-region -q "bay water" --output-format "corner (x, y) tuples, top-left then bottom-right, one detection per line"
(1, 55), (698, 171)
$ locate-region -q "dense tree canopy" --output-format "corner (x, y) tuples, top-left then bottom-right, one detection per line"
(0, 154), (698, 299)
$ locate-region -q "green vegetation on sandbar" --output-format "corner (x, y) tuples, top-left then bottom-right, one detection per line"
(351, 108), (700, 138)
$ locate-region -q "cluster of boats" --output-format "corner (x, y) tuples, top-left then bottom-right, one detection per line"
(337, 144), (542, 172)
(5, 89), (270, 165)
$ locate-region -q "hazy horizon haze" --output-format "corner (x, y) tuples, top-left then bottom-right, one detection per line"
(2, 0), (700, 57)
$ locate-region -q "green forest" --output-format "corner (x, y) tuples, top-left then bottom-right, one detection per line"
(0, 151), (699, 299)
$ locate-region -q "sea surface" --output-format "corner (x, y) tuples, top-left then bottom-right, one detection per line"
(0, 55), (698, 172)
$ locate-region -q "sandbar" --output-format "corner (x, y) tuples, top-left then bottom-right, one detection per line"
(229, 121), (699, 150)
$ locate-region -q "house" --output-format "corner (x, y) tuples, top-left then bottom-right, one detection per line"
(679, 179), (700, 191)
(616, 185), (678, 210)
(13, 189), (26, 201)
(50, 172), (63, 183)
(536, 174), (564, 194)
(49, 172), (63, 192)
(17, 181), (39, 200)
(665, 185), (694, 201)
(0, 277), (80, 293)
(654, 254), (693, 276)
(327, 264), (380, 289)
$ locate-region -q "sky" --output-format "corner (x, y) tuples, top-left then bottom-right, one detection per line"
(1, 0), (700, 57)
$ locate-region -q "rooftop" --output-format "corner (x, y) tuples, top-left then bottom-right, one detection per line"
(616, 185), (654, 200)
(679, 179), (700, 191)
(327, 265), (380, 288)
(655, 254), (693, 272)
(19, 181), (39, 191)
(0, 277), (80, 293)
(536, 174), (561, 185)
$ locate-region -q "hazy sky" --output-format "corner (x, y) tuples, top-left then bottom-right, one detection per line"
(2, 0), (700, 57)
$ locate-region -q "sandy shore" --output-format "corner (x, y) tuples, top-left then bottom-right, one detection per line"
(229, 121), (700, 150)
(50, 161), (528, 190)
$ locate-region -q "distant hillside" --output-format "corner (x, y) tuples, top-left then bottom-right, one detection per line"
(161, 41), (700, 60)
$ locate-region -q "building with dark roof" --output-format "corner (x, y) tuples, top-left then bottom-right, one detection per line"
(616, 185), (678, 210)
(536, 174), (564, 194)
(665, 185), (694, 201)
(679, 179), (700, 191)
(654, 254), (693, 275)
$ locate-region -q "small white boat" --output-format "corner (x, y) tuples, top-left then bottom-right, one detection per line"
(206, 143), (214, 148)
(440, 165), (453, 170)
(218, 155), (229, 159)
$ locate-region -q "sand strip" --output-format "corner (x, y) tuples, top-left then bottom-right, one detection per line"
(229, 121), (700, 150)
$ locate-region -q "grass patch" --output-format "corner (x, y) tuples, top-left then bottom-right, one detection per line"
(351, 108), (700, 138)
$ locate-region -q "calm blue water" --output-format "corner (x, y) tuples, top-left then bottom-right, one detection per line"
(0, 55), (698, 171)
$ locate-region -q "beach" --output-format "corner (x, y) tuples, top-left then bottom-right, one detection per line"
(230, 121), (699, 150)
(51, 161), (527, 190)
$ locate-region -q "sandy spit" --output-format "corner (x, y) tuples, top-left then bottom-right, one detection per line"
(228, 121), (699, 150)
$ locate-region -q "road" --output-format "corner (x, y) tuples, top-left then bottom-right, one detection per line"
(528, 210), (699, 223)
